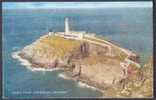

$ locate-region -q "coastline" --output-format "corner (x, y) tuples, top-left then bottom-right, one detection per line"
(12, 51), (61, 72)
(11, 33), (151, 98)
(58, 72), (104, 92)
(12, 51), (104, 94)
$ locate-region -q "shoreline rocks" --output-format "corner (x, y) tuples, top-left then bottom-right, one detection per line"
(13, 35), (152, 98)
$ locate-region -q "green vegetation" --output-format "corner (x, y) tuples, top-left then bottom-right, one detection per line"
(32, 36), (81, 58)
(118, 51), (128, 61)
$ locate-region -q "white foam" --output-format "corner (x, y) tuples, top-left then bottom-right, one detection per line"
(77, 81), (97, 91)
(57, 73), (103, 92)
(12, 51), (103, 93)
(12, 52), (31, 66)
(78, 81), (104, 93)
(58, 73), (71, 80)
(12, 51), (60, 72)
(12, 52), (20, 59)
(30, 67), (60, 72)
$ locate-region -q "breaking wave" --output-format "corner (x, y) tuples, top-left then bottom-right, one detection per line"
(77, 81), (97, 91)
(11, 51), (60, 72)
(58, 73), (72, 80)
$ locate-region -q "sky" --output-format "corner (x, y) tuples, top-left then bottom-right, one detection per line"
(2, 2), (153, 9)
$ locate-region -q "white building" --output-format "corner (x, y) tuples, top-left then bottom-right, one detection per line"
(65, 17), (69, 34)
(63, 17), (84, 40)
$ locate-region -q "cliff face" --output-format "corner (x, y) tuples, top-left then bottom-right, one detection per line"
(103, 57), (153, 98)
(19, 35), (82, 68)
(140, 57), (153, 97)
(16, 35), (148, 98)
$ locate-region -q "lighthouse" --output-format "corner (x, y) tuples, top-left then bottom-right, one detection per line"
(62, 17), (84, 40)
(65, 17), (69, 34)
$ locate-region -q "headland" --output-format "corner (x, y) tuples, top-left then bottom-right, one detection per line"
(12, 17), (153, 98)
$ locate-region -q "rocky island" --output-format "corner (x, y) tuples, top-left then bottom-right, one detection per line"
(12, 18), (153, 98)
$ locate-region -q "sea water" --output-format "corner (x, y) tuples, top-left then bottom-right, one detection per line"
(2, 8), (153, 98)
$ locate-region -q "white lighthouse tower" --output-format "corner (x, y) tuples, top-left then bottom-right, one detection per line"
(65, 17), (69, 34)
(62, 17), (84, 40)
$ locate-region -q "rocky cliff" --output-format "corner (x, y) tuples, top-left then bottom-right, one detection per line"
(103, 57), (153, 98)
(15, 34), (151, 98)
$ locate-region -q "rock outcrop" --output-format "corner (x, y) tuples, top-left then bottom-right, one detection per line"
(103, 57), (153, 98)
(14, 35), (152, 98)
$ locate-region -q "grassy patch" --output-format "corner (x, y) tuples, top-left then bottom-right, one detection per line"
(32, 35), (81, 58)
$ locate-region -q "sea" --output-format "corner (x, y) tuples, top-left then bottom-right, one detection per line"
(2, 8), (153, 98)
